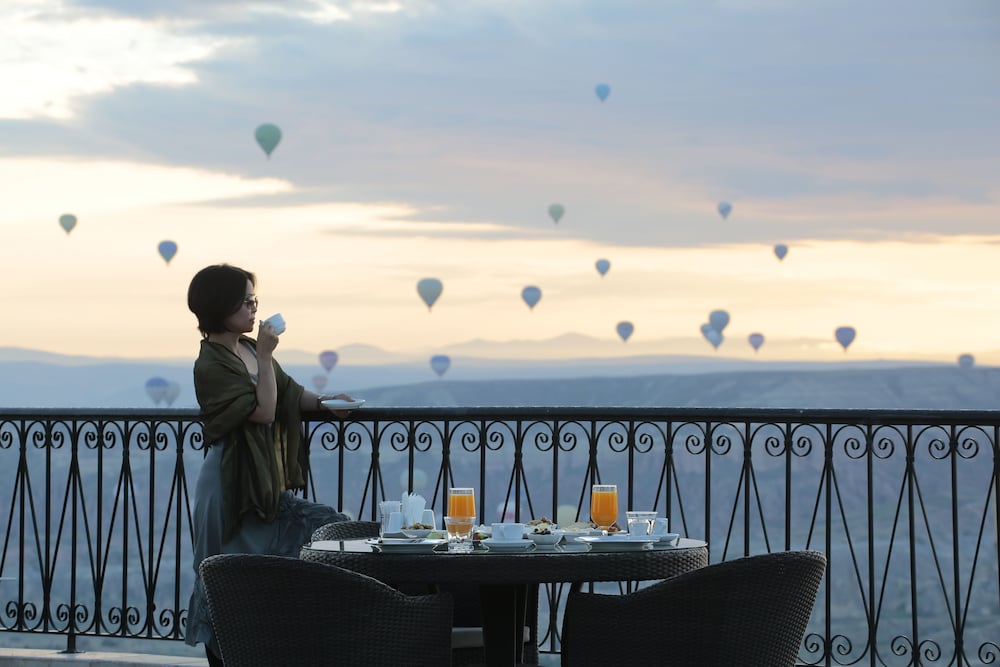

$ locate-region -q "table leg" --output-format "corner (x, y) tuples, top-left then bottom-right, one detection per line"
(479, 583), (527, 667)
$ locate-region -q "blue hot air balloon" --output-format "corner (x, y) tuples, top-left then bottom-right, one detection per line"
(158, 240), (177, 265)
(416, 278), (443, 311)
(774, 244), (788, 261)
(717, 202), (732, 220)
(548, 204), (565, 224)
(748, 332), (765, 352)
(145, 377), (169, 405)
(164, 380), (181, 406)
(521, 286), (542, 310)
(255, 123), (282, 158)
(430, 354), (451, 377)
(700, 323), (723, 350)
(58, 214), (77, 234)
(311, 374), (328, 392)
(708, 309), (730, 333)
(595, 83), (611, 102)
(958, 353), (975, 369)
(319, 350), (338, 372)
(835, 326), (856, 351)
(616, 321), (633, 342)
(595, 259), (610, 277)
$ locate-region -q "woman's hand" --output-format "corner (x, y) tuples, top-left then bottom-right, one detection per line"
(256, 320), (280, 355)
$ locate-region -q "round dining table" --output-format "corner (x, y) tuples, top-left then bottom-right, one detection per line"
(300, 537), (708, 667)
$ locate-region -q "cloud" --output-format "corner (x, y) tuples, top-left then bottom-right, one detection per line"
(3, 0), (998, 248)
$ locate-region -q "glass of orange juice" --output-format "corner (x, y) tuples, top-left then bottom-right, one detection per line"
(448, 487), (476, 519)
(590, 484), (618, 531)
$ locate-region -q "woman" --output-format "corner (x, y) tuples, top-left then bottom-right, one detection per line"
(184, 264), (351, 666)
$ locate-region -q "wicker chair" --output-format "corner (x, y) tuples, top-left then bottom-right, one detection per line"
(310, 521), (539, 665)
(560, 549), (827, 667)
(199, 553), (453, 667)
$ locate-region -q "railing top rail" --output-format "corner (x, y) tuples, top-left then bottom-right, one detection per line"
(3, 406), (1000, 425)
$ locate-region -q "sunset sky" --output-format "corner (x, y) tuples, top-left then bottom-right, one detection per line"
(2, 0), (999, 365)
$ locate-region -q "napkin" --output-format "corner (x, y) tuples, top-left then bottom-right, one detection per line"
(401, 493), (426, 527)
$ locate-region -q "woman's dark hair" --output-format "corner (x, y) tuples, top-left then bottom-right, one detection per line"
(187, 264), (256, 336)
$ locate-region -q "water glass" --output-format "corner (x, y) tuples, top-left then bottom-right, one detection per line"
(444, 515), (475, 553)
(378, 500), (401, 538)
(626, 511), (657, 536)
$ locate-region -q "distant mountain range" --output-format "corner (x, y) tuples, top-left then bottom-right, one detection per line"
(0, 342), (996, 410)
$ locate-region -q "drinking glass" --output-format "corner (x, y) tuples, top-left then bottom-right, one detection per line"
(448, 488), (476, 519)
(590, 484), (619, 530)
(626, 510), (657, 536)
(378, 500), (402, 538)
(444, 515), (475, 553)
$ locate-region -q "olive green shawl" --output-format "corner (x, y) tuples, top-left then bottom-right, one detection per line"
(194, 338), (307, 541)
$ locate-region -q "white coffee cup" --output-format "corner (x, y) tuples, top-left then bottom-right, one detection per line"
(264, 313), (286, 335)
(650, 517), (669, 536)
(491, 522), (525, 542)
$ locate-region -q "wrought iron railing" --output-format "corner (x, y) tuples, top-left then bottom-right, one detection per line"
(1, 407), (998, 665)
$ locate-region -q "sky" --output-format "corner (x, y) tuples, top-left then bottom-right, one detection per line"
(1, 0), (999, 366)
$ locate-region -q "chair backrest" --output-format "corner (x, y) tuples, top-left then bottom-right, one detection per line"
(200, 553), (453, 667)
(561, 549), (827, 667)
(311, 520), (380, 542)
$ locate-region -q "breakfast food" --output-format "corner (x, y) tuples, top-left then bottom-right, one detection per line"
(402, 522), (434, 530)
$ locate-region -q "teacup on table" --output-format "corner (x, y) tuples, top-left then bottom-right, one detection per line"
(491, 522), (526, 542)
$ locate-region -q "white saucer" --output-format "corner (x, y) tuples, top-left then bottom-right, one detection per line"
(321, 399), (365, 410)
(481, 538), (535, 552)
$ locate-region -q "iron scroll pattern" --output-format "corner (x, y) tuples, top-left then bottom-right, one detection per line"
(1, 407), (999, 665)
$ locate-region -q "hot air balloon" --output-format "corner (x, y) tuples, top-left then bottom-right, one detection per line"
(595, 83), (611, 102)
(158, 240), (177, 265)
(616, 321), (633, 342)
(416, 278), (443, 311)
(319, 350), (338, 372)
(700, 323), (723, 350)
(835, 326), (856, 351)
(717, 202), (732, 220)
(311, 374), (328, 392)
(255, 123), (282, 158)
(774, 244), (788, 261)
(164, 381), (181, 406)
(708, 309), (730, 333)
(748, 332), (765, 352)
(430, 354), (450, 377)
(548, 204), (564, 224)
(58, 214), (77, 235)
(595, 259), (610, 277)
(521, 286), (542, 310)
(145, 377), (169, 405)
(958, 353), (975, 369)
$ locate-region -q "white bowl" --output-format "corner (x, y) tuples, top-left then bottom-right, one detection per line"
(527, 530), (564, 546)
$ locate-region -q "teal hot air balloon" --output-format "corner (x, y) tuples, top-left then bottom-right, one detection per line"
(595, 259), (610, 277)
(717, 202), (732, 220)
(595, 83), (611, 102)
(748, 332), (765, 352)
(616, 321), (633, 342)
(158, 240), (177, 265)
(58, 214), (77, 234)
(774, 244), (788, 261)
(319, 350), (338, 372)
(430, 354), (451, 377)
(835, 326), (856, 351)
(416, 278), (443, 311)
(701, 323), (723, 350)
(521, 286), (542, 310)
(255, 123), (282, 158)
(548, 204), (565, 224)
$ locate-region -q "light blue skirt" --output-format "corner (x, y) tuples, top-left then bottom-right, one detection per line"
(185, 445), (348, 654)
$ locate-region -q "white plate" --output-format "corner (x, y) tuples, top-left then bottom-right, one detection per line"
(481, 538), (535, 552)
(650, 533), (681, 548)
(321, 399), (366, 410)
(400, 528), (441, 539)
(561, 528), (603, 537)
(367, 538), (445, 554)
(574, 535), (658, 552)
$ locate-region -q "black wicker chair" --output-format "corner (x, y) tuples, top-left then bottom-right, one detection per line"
(561, 549), (827, 667)
(310, 521), (539, 665)
(200, 553), (453, 667)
